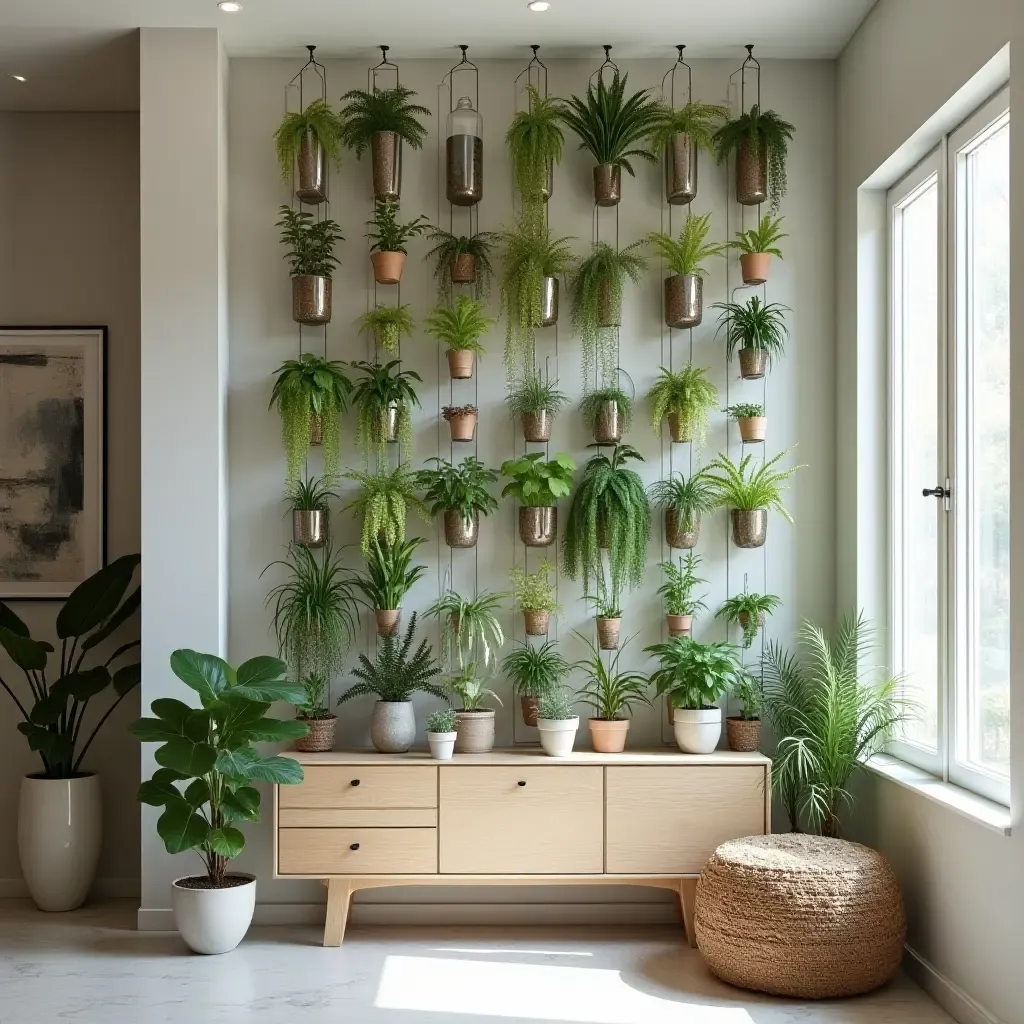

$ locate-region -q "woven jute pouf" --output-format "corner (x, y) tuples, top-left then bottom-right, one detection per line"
(695, 833), (906, 999)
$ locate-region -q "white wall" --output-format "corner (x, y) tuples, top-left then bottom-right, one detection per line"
(0, 111), (140, 895)
(837, 2), (1024, 1021)
(226, 55), (835, 918)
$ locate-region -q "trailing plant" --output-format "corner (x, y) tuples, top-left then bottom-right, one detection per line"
(500, 452), (575, 507)
(657, 554), (708, 617)
(338, 85), (431, 155)
(132, 651), (306, 888)
(570, 241), (647, 385)
(705, 449), (802, 518)
(367, 200), (431, 254)
(357, 304), (414, 355)
(269, 353), (352, 481)
(647, 212), (727, 277)
(424, 228), (499, 299)
(730, 214), (787, 256)
(502, 639), (570, 698)
(277, 206), (343, 277)
(732, 671), (763, 722)
(286, 476), (336, 512)
(572, 631), (650, 720)
(646, 100), (729, 155)
(336, 613), (445, 704)
(446, 668), (502, 712)
(537, 688), (575, 721)
(263, 543), (359, 679)
(343, 465), (429, 555)
(274, 99), (343, 180)
(424, 296), (495, 355)
(427, 590), (506, 671)
(426, 707), (458, 734)
(506, 85), (566, 204)
(352, 536), (428, 612)
(645, 635), (740, 710)
(0, 555), (141, 779)
(647, 364), (718, 446)
(296, 673), (331, 719)
(349, 359), (422, 464)
(416, 456), (499, 527)
(647, 469), (716, 534)
(563, 444), (650, 596)
(716, 591), (782, 648)
(508, 560), (561, 615)
(506, 370), (569, 417)
(762, 614), (912, 836)
(560, 71), (660, 174)
(578, 385), (633, 435)
(724, 402), (764, 420)
(713, 104), (796, 213)
(713, 295), (790, 366)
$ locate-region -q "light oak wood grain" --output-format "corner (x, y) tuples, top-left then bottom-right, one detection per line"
(278, 808), (437, 828)
(278, 765), (437, 809)
(278, 827), (438, 875)
(286, 749), (770, 767)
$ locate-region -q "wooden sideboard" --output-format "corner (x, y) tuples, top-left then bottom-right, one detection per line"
(274, 749), (771, 946)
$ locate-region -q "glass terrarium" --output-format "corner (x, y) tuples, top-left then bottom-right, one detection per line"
(446, 96), (483, 206)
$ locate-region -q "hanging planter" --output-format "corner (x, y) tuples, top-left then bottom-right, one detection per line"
(292, 275), (331, 325)
(274, 99), (342, 206)
(446, 96), (484, 207)
(375, 608), (401, 636)
(593, 163), (621, 206)
(665, 133), (697, 205)
(597, 279), (620, 327)
(649, 471), (716, 551)
(523, 609), (551, 636)
(309, 413), (323, 446)
(648, 364), (718, 448)
(731, 508), (768, 548)
(597, 616), (621, 650)
(371, 131), (402, 201)
(725, 403), (767, 443)
(278, 207), (342, 325)
(649, 213), (726, 330)
(367, 200), (430, 286)
(580, 387), (632, 445)
(537, 276), (559, 327)
(356, 304), (415, 356)
(418, 457), (498, 550)
(444, 509), (479, 548)
(715, 295), (789, 379)
(426, 229), (499, 301)
(425, 296), (494, 382)
(736, 137), (768, 206)
(739, 347), (768, 379)
(522, 410), (551, 442)
(443, 405), (478, 442)
(518, 506), (557, 548)
(350, 360), (421, 464)
(292, 509), (327, 548)
(648, 98), (727, 206)
(506, 371), (569, 443)
(706, 450), (800, 552)
(713, 102), (795, 214)
(296, 134), (327, 204)
(451, 253), (476, 283)
(501, 454), (573, 547)
(507, 84), (564, 205)
(665, 508), (700, 549)
(664, 274), (702, 329)
(657, 552), (707, 643)
(371, 251), (404, 285)
(666, 613), (692, 637)
(733, 214), (788, 285)
(446, 349), (475, 379)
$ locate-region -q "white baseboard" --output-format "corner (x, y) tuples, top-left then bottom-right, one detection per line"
(0, 878), (138, 900)
(903, 945), (1002, 1024)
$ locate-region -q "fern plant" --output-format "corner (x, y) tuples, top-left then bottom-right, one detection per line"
(349, 359), (422, 465)
(647, 364), (718, 446)
(277, 207), (343, 277)
(338, 86), (431, 155)
(713, 104), (795, 213)
(705, 449), (801, 518)
(507, 85), (566, 204)
(572, 631), (650, 720)
(647, 470), (716, 535)
(731, 214), (787, 256)
(657, 553), (708, 617)
(428, 590), (506, 672)
(646, 100), (728, 155)
(713, 295), (790, 366)
(274, 99), (343, 180)
(343, 465), (429, 555)
(716, 591), (782, 648)
(647, 213), (727, 277)
(579, 385), (633, 435)
(508, 560), (561, 615)
(416, 457), (499, 527)
(356, 304), (414, 355)
(352, 537), (427, 613)
(424, 296), (495, 355)
(424, 229), (499, 300)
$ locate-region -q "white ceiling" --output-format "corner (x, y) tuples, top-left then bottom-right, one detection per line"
(0, 0), (876, 110)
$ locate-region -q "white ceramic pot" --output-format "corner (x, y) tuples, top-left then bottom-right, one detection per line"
(537, 717), (579, 758)
(18, 774), (101, 911)
(426, 731), (457, 760)
(673, 706), (723, 754)
(172, 873), (257, 955)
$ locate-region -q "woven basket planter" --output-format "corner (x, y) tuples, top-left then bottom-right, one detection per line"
(293, 715), (337, 753)
(725, 716), (761, 752)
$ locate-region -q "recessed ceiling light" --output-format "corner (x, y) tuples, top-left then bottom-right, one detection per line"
(217, 1), (242, 11)
(527, 1), (551, 10)
(9, 74), (26, 82)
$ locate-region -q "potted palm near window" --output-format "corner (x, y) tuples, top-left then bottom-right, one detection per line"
(648, 469), (716, 549)
(274, 98), (343, 204)
(502, 639), (571, 726)
(657, 553), (708, 637)
(507, 85), (566, 204)
(713, 104), (795, 212)
(367, 201), (431, 285)
(647, 212), (727, 329)
(500, 452), (575, 548)
(560, 71), (660, 207)
(716, 590), (782, 648)
(350, 359), (422, 464)
(292, 673), (337, 753)
(714, 295), (790, 379)
(647, 100), (728, 205)
(535, 689), (579, 757)
(353, 536), (428, 637)
(277, 206), (343, 324)
(573, 631), (650, 752)
(507, 370), (569, 442)
(647, 364), (718, 445)
(727, 671), (764, 752)
(270, 353), (352, 482)
(338, 85), (431, 201)
(508, 560), (562, 637)
(706, 449), (802, 549)
(356, 304), (414, 356)
(343, 465), (429, 555)
(579, 383), (633, 445)
(425, 229), (499, 299)
(730, 214), (787, 285)
(336, 614), (445, 754)
(425, 296), (495, 380)
(724, 402), (766, 443)
(286, 476), (335, 548)
(425, 707), (459, 760)
(416, 456), (499, 549)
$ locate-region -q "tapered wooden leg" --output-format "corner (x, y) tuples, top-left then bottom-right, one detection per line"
(678, 878), (698, 948)
(323, 879), (353, 947)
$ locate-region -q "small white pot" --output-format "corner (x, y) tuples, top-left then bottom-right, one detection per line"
(537, 717), (579, 758)
(673, 706), (723, 754)
(18, 774), (101, 911)
(426, 731), (457, 760)
(172, 874), (256, 955)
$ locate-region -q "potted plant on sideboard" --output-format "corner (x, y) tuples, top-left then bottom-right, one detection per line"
(367, 200), (431, 285)
(425, 707), (458, 761)
(352, 536), (428, 637)
(647, 212), (727, 329)
(648, 469), (716, 549)
(714, 294), (790, 380)
(508, 560), (561, 636)
(425, 228), (499, 300)
(716, 589), (782, 648)
(356, 304), (415, 356)
(277, 206), (343, 324)
(506, 84), (566, 204)
(1, 555), (140, 912)
(657, 553), (708, 637)
(425, 295), (495, 380)
(350, 359), (422, 464)
(647, 99), (727, 204)
(446, 668), (503, 754)
(730, 214), (787, 285)
(292, 673), (336, 753)
(579, 383), (633, 445)
(501, 451), (574, 548)
(727, 671), (764, 753)
(647, 364), (718, 446)
(416, 456), (499, 549)
(132, 650), (306, 953)
(274, 98), (343, 204)
(724, 402), (767, 443)
(706, 449), (802, 549)
(573, 631), (649, 753)
(344, 465), (429, 556)
(502, 638), (570, 727)
(506, 370), (569, 442)
(713, 104), (795, 211)
(286, 476), (335, 549)
(535, 688), (579, 757)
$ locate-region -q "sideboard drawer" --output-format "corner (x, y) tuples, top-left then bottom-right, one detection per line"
(278, 827), (438, 875)
(439, 766), (603, 874)
(605, 766), (766, 874)
(278, 765), (437, 810)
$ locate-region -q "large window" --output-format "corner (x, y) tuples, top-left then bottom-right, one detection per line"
(887, 89), (1010, 804)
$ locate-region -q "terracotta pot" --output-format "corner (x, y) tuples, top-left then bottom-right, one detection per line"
(666, 613), (692, 638)
(444, 509), (479, 548)
(518, 506), (556, 548)
(738, 347), (768, 379)
(593, 163), (622, 206)
(371, 131), (402, 201)
(520, 695), (540, 727)
(293, 715), (337, 753)
(740, 252), (772, 285)
(589, 718), (630, 753)
(296, 132), (327, 204)
(450, 252), (476, 284)
(726, 716), (762, 753)
(446, 349), (475, 379)
(597, 616), (621, 650)
(736, 136), (768, 206)
(537, 276), (559, 327)
(738, 415), (766, 443)
(292, 509), (327, 548)
(375, 609), (400, 636)
(666, 132), (698, 205)
(371, 250), (405, 285)
(597, 278), (620, 327)
(446, 409), (478, 442)
(454, 709), (495, 753)
(667, 411), (692, 443)
(309, 413), (323, 446)
(523, 609), (551, 636)
(292, 275), (332, 325)
(731, 508), (768, 549)
(665, 273), (702, 329)
(521, 410), (552, 442)
(665, 508), (700, 549)
(593, 400), (622, 444)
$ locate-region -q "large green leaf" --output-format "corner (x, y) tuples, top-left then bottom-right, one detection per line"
(132, 703), (208, 743)
(246, 755), (304, 785)
(0, 601), (29, 638)
(112, 662), (141, 695)
(0, 627), (48, 671)
(183, 778), (210, 807)
(229, 679), (307, 705)
(205, 826), (245, 859)
(234, 656), (287, 689)
(157, 802), (209, 854)
(138, 768), (185, 806)
(242, 718), (310, 743)
(213, 746), (259, 781)
(149, 697), (196, 730)
(17, 722), (73, 762)
(216, 698), (270, 739)
(169, 650), (231, 707)
(130, 716), (181, 743)
(221, 785), (260, 822)
(29, 692), (68, 726)
(154, 737), (217, 777)
(80, 586), (141, 651)
(56, 554), (140, 640)
(64, 667), (112, 701)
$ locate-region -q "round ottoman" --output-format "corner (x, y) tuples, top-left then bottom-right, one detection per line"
(695, 834), (906, 999)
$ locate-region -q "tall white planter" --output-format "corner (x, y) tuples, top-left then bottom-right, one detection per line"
(172, 874), (257, 954)
(673, 707), (723, 754)
(18, 774), (102, 911)
(537, 717), (579, 758)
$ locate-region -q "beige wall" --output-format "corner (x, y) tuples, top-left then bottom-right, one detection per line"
(0, 112), (141, 894)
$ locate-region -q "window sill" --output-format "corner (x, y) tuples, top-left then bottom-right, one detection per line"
(864, 755), (1012, 836)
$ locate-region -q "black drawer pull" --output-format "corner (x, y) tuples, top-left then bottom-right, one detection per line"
(517, 780), (526, 787)
(350, 843), (360, 851)
(350, 779), (361, 787)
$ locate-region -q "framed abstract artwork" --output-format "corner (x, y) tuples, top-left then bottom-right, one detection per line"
(0, 327), (106, 599)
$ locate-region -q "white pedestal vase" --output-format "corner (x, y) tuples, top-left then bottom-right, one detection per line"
(18, 774), (101, 911)
(426, 731), (457, 760)
(172, 874), (256, 955)
(537, 717), (579, 758)
(673, 707), (723, 754)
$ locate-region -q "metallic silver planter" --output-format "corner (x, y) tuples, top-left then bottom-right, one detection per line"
(738, 347), (768, 379)
(444, 509), (479, 548)
(519, 506), (557, 548)
(384, 402), (400, 443)
(593, 163), (621, 206)
(371, 131), (402, 201)
(665, 509), (700, 549)
(446, 134), (483, 206)
(539, 160), (554, 202)
(731, 508), (768, 548)
(296, 132), (327, 204)
(292, 275), (332, 325)
(292, 509), (327, 548)
(597, 279), (620, 328)
(537, 276), (559, 327)
(665, 273), (702, 329)
(666, 132), (698, 205)
(521, 409), (552, 442)
(593, 400), (622, 444)
(736, 136), (768, 206)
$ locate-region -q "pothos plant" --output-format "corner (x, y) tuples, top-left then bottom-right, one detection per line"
(349, 359), (422, 465)
(343, 465), (429, 555)
(416, 457), (499, 528)
(716, 591), (782, 648)
(500, 452), (575, 507)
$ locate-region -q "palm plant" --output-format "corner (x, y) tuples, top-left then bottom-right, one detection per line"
(762, 615), (912, 836)
(506, 85), (567, 204)
(416, 456), (499, 528)
(646, 100), (729, 155)
(705, 449), (801, 518)
(502, 639), (570, 698)
(579, 385), (633, 435)
(428, 589), (506, 672)
(646, 636), (740, 710)
(274, 99), (343, 180)
(424, 296), (495, 355)
(647, 213), (727, 277)
(277, 206), (343, 277)
(349, 359), (422, 464)
(506, 370), (570, 418)
(263, 543), (359, 679)
(713, 104), (796, 213)
(352, 537), (427, 614)
(647, 470), (716, 536)
(713, 295), (790, 368)
(338, 86), (431, 155)
(647, 364), (718, 446)
(563, 443), (650, 596)
(424, 229), (499, 299)
(356, 304), (414, 355)
(731, 214), (787, 256)
(343, 465), (429, 555)
(367, 201), (431, 254)
(286, 475), (336, 512)
(657, 554), (708, 617)
(572, 631), (650, 720)
(716, 591), (783, 648)
(508, 560), (561, 615)
(269, 353), (352, 481)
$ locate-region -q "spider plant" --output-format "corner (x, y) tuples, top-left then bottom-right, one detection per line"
(274, 98), (343, 180)
(428, 590), (506, 672)
(508, 560), (562, 616)
(716, 591), (782, 648)
(647, 470), (717, 536)
(506, 370), (570, 417)
(356, 304), (414, 355)
(714, 295), (790, 368)
(269, 353), (352, 481)
(343, 465), (429, 555)
(705, 449), (801, 518)
(263, 543), (359, 679)
(657, 553), (708, 617)
(647, 213), (727, 277)
(285, 475), (336, 512)
(506, 85), (567, 204)
(424, 296), (495, 356)
(646, 100), (729, 155)
(424, 229), (499, 299)
(730, 214), (787, 256)
(349, 359), (422, 464)
(578, 385), (633, 435)
(647, 364), (718, 446)
(338, 86), (431, 155)
(572, 631), (650, 720)
(762, 614), (912, 836)
(502, 639), (570, 698)
(353, 537), (428, 614)
(277, 206), (344, 278)
(713, 104), (795, 213)
(416, 457), (499, 527)
(367, 200), (431, 254)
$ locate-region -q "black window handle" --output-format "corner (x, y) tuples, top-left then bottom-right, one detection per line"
(350, 779), (361, 787)
(517, 780), (526, 787)
(350, 842), (360, 851)
(922, 485), (950, 498)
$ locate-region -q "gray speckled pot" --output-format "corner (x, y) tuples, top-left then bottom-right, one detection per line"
(370, 701), (416, 753)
